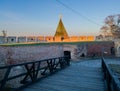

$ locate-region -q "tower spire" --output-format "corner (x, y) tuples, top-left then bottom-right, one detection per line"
(54, 16), (69, 38)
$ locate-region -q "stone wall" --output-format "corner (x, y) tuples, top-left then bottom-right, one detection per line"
(63, 44), (87, 60)
(7, 36), (17, 43)
(114, 40), (120, 57)
(18, 36), (27, 43)
(0, 46), (8, 66)
(87, 41), (114, 57)
(63, 45), (78, 60)
(0, 36), (6, 44)
(0, 45), (64, 65)
(0, 41), (115, 65)
(63, 41), (115, 60)
(0, 44), (64, 88)
(0, 35), (95, 44)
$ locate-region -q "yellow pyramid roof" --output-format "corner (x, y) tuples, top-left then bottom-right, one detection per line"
(54, 18), (68, 38)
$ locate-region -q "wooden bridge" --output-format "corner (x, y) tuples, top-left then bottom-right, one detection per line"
(22, 59), (106, 91)
(0, 57), (106, 91)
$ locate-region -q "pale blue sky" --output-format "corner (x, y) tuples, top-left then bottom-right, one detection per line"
(0, 0), (120, 36)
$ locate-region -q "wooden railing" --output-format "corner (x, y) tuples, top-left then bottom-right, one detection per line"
(101, 57), (120, 91)
(0, 56), (70, 91)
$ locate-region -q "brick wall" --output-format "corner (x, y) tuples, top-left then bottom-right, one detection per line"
(87, 41), (114, 57)
(0, 41), (115, 66)
(63, 41), (114, 60)
(0, 46), (8, 65)
(0, 45), (63, 65)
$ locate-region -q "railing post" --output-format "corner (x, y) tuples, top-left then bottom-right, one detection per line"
(35, 62), (41, 79)
(0, 67), (11, 91)
(106, 70), (111, 91)
(0, 56), (69, 90)
(32, 63), (36, 81)
(47, 59), (53, 73)
(59, 57), (64, 69)
(66, 56), (70, 66)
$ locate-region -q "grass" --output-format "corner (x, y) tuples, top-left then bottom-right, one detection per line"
(0, 41), (112, 47)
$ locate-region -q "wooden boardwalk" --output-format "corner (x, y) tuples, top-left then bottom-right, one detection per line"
(22, 60), (106, 91)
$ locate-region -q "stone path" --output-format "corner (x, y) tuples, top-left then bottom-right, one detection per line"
(22, 59), (106, 91)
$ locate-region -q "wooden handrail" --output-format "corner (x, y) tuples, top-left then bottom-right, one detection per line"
(0, 56), (70, 91)
(101, 57), (120, 91)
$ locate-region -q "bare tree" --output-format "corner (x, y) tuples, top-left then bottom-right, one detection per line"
(101, 14), (120, 38)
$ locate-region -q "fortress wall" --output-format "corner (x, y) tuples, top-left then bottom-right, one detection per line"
(63, 41), (114, 60)
(0, 36), (6, 44)
(45, 36), (95, 42)
(45, 36), (54, 42)
(0, 46), (8, 66)
(0, 44), (64, 87)
(7, 36), (17, 43)
(86, 36), (95, 41)
(36, 36), (45, 42)
(87, 41), (114, 57)
(0, 35), (96, 43)
(0, 41), (115, 65)
(0, 46), (8, 86)
(27, 36), (36, 42)
(0, 45), (63, 66)
(63, 45), (78, 59)
(63, 44), (87, 60)
(54, 36), (62, 42)
(79, 36), (87, 41)
(70, 36), (79, 42)
(18, 36), (46, 43)
(63, 38), (70, 42)
(18, 36), (27, 43)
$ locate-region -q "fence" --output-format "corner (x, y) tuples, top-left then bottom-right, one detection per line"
(0, 56), (70, 91)
(101, 57), (120, 91)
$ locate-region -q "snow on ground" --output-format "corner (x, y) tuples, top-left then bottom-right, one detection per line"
(72, 58), (102, 68)
(71, 57), (120, 68)
(105, 58), (120, 64)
